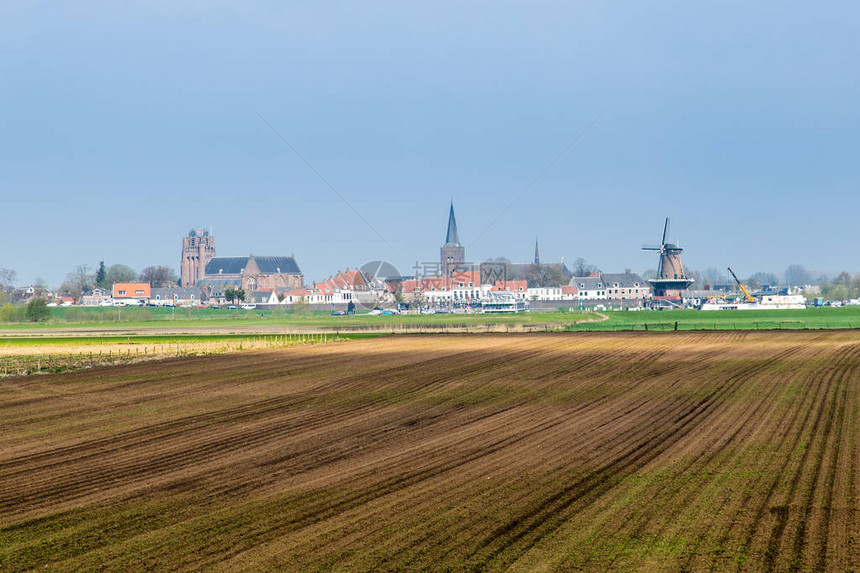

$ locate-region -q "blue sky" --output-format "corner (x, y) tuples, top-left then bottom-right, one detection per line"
(2, 1), (859, 287)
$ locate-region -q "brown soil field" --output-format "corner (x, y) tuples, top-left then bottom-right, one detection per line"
(1, 332), (858, 572)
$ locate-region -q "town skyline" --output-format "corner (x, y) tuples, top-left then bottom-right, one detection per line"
(0, 207), (850, 290)
(0, 206), (842, 294)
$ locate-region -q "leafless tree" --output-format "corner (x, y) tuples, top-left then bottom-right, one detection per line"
(571, 258), (598, 277)
(139, 265), (178, 288)
(784, 264), (811, 286)
(60, 265), (94, 300)
(0, 268), (16, 295)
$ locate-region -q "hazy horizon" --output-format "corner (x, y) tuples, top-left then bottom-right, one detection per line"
(3, 1), (858, 287)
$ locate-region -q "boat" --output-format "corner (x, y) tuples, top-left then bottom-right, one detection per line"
(701, 266), (806, 310)
(700, 296), (806, 311)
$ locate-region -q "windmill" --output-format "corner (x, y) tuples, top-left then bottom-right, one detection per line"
(642, 218), (694, 298)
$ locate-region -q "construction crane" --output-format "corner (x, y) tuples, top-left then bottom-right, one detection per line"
(727, 266), (755, 303)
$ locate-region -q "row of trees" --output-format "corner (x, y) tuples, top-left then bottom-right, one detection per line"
(653, 264), (860, 301)
(640, 264), (821, 290)
(61, 263), (178, 298)
(817, 272), (860, 301)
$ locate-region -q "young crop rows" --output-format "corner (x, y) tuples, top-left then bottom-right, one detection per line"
(0, 332), (857, 571)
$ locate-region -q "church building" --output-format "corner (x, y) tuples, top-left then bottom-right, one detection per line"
(440, 202), (465, 276)
(180, 229), (303, 291)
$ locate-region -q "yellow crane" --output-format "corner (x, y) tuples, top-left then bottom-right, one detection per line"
(727, 266), (755, 303)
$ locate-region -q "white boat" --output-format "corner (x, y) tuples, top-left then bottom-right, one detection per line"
(481, 293), (529, 313)
(700, 294), (806, 311)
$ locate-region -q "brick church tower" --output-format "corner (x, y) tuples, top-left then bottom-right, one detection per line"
(440, 202), (465, 277)
(180, 229), (216, 286)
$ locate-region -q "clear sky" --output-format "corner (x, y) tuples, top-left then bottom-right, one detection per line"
(2, 1), (858, 287)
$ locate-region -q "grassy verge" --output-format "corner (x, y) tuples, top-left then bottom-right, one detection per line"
(0, 308), (595, 331)
(567, 306), (860, 331)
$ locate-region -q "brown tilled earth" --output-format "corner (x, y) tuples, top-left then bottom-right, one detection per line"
(1, 332), (858, 571)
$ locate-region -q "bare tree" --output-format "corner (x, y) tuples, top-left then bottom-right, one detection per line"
(571, 258), (599, 277)
(139, 265), (178, 288)
(60, 265), (94, 300)
(784, 264), (811, 286)
(701, 267), (729, 286)
(524, 263), (567, 287)
(0, 268), (17, 295)
(32, 277), (48, 297)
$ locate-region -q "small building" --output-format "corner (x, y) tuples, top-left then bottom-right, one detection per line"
(570, 275), (608, 301)
(112, 283), (151, 302)
(600, 272), (650, 302)
(569, 272), (650, 306)
(80, 287), (112, 306)
(245, 290), (279, 305)
(526, 286), (580, 301)
(150, 287), (205, 306)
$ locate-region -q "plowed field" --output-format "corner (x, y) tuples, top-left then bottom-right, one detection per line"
(2, 332), (858, 571)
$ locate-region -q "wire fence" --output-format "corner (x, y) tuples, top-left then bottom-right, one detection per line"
(566, 321), (857, 332)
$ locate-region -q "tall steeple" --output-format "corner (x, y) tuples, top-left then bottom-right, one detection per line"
(534, 237), (540, 265)
(444, 202), (460, 246)
(440, 202), (466, 277)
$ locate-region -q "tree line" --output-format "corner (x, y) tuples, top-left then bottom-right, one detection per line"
(60, 262), (178, 299)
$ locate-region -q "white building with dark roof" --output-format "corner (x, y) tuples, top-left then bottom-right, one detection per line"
(569, 272), (651, 305)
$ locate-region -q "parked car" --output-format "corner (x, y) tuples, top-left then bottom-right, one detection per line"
(241, 304), (257, 310)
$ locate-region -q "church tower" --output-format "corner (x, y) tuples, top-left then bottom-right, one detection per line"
(440, 202), (465, 276)
(180, 229), (216, 286)
(534, 237), (541, 265)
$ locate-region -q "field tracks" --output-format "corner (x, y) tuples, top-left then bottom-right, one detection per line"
(2, 332), (860, 571)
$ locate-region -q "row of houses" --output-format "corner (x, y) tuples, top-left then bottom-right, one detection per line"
(71, 270), (663, 309)
(77, 272), (372, 307)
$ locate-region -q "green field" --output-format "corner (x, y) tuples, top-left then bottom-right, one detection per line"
(570, 306), (860, 332)
(0, 307), (594, 331)
(2, 305), (860, 334)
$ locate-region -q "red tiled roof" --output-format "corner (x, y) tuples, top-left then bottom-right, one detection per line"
(491, 280), (527, 292)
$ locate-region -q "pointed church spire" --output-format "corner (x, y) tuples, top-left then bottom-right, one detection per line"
(534, 237), (540, 265)
(444, 202), (461, 246)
